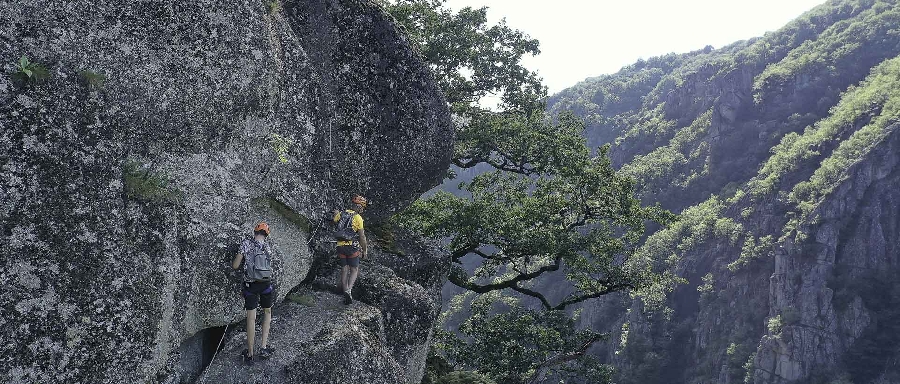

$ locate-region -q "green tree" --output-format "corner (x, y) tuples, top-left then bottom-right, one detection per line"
(381, 1), (675, 383)
(380, 0), (543, 112)
(436, 292), (616, 383)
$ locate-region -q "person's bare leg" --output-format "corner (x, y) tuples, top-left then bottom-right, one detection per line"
(341, 265), (350, 292)
(260, 307), (272, 349)
(246, 309), (256, 356)
(348, 265), (359, 292)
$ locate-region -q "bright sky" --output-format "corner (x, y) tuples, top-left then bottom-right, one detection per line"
(444, 0), (827, 94)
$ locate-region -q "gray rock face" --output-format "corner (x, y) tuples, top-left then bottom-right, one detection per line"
(0, 0), (452, 383)
(753, 124), (900, 384)
(200, 290), (408, 384)
(304, 231), (448, 384)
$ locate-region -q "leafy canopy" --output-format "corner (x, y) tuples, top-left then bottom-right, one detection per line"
(382, 1), (675, 382)
(437, 292), (614, 384)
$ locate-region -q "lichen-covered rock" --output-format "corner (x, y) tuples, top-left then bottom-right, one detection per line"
(0, 0), (452, 382)
(199, 289), (406, 384)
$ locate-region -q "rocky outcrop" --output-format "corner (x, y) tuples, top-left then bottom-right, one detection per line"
(200, 290), (406, 384)
(201, 233), (448, 384)
(0, 0), (452, 383)
(753, 124), (900, 384)
(543, 2), (900, 384)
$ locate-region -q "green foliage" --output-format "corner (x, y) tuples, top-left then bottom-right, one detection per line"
(268, 133), (294, 164)
(11, 56), (50, 83)
(285, 293), (316, 306)
(743, 352), (757, 384)
(501, 3), (900, 382)
(386, 1), (673, 381)
(753, 1), (900, 104)
(454, 110), (591, 175)
(725, 342), (756, 382)
(621, 110), (713, 193)
(634, 197), (739, 305)
(727, 235), (775, 272)
(617, 321), (630, 354)
(697, 273), (715, 302)
(435, 371), (497, 384)
(380, 0), (543, 111)
(123, 160), (181, 204)
(422, 351), (455, 384)
(546, 53), (692, 146)
(398, 145), (675, 311)
(774, 55), (900, 239)
(750, 54), (900, 199)
(766, 315), (784, 337)
(546, 0), (893, 211)
(79, 70), (106, 88)
(437, 294), (613, 384)
(368, 221), (404, 256)
(266, 0), (281, 14)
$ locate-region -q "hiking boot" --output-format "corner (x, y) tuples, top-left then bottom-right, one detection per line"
(258, 346), (275, 359)
(241, 349), (255, 365)
(342, 290), (352, 305)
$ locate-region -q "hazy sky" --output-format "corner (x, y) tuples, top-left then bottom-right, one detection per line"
(444, 0), (827, 94)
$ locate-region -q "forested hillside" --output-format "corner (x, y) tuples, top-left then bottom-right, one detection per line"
(547, 0), (900, 383)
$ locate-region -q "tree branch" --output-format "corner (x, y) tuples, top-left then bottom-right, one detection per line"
(450, 243), (478, 262)
(552, 282), (633, 310)
(452, 150), (538, 175)
(510, 283), (552, 310)
(448, 256), (562, 294)
(529, 333), (607, 384)
(450, 248), (635, 311)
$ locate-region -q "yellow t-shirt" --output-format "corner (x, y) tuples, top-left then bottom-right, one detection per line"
(333, 209), (364, 246)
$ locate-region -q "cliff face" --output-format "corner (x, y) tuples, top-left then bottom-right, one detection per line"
(547, 1), (900, 383)
(0, 0), (452, 383)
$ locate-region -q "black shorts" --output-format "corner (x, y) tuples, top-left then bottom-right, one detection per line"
(242, 281), (275, 310)
(337, 245), (360, 267)
(340, 256), (360, 267)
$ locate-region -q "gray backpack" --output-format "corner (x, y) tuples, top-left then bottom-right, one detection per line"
(244, 240), (273, 282)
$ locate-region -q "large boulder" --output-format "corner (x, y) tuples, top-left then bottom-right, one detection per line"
(0, 0), (452, 382)
(200, 289), (407, 384)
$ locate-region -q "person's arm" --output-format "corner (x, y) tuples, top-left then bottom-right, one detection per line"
(232, 252), (244, 270)
(358, 229), (368, 258)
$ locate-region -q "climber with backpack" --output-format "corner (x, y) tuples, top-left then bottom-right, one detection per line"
(332, 194), (368, 305)
(231, 222), (276, 363)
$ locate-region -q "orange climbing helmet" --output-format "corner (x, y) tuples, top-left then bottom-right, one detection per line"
(352, 194), (368, 208)
(254, 222), (271, 236)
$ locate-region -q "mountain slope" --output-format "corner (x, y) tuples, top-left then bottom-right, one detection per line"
(547, 1), (900, 383)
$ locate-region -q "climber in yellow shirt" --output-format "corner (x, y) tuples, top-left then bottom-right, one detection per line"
(332, 195), (368, 305)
